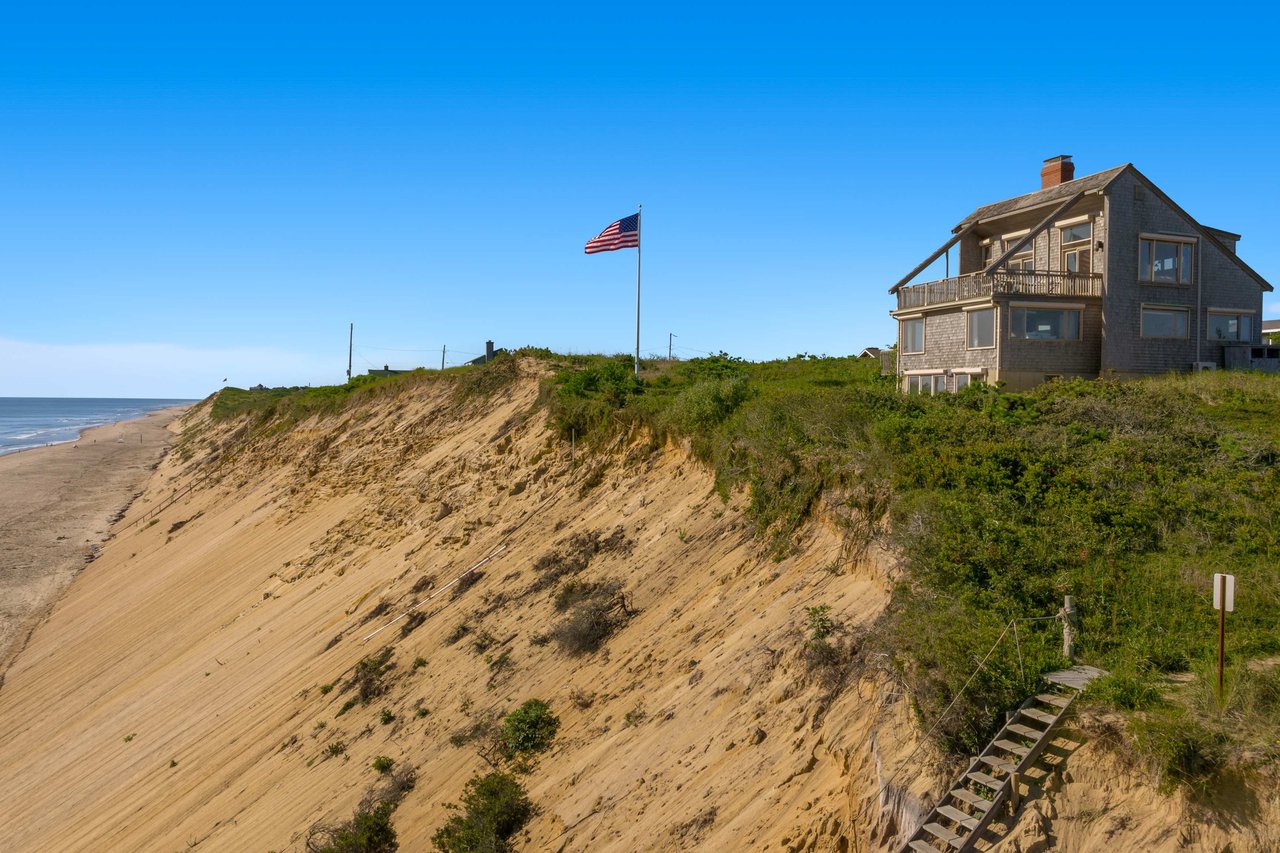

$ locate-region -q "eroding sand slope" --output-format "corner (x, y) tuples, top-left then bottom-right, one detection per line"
(0, 369), (898, 852)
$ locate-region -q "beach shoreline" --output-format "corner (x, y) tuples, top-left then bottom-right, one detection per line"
(0, 405), (189, 683)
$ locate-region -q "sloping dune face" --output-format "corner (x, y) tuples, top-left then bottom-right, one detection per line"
(0, 364), (900, 852)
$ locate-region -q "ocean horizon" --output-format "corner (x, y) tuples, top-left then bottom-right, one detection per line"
(0, 397), (195, 457)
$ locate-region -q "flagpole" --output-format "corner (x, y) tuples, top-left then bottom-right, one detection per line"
(634, 204), (642, 379)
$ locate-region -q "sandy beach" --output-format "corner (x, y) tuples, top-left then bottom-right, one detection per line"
(0, 406), (187, 681)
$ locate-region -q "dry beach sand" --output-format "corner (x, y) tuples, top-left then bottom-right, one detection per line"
(0, 407), (186, 680)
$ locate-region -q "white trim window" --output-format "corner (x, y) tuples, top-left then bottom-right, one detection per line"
(1061, 221), (1092, 275)
(901, 317), (924, 354)
(1139, 237), (1194, 284)
(906, 374), (946, 395)
(1140, 305), (1190, 339)
(1010, 306), (1081, 341)
(1007, 237), (1035, 272)
(966, 307), (995, 349)
(1207, 311), (1253, 342)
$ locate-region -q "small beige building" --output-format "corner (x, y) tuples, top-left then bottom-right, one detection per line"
(889, 156), (1274, 392)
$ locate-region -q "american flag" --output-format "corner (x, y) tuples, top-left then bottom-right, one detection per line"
(584, 213), (640, 254)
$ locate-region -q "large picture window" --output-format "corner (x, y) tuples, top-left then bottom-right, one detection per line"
(902, 318), (924, 353)
(1141, 306), (1189, 338)
(1207, 312), (1253, 342)
(967, 308), (995, 349)
(1010, 307), (1081, 341)
(1139, 237), (1194, 284)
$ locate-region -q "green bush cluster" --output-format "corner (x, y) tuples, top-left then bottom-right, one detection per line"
(500, 699), (560, 758)
(431, 772), (532, 853)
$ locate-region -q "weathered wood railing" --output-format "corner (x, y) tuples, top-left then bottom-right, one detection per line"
(896, 272), (1101, 311)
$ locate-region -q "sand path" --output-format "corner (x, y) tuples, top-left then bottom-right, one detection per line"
(0, 407), (186, 681)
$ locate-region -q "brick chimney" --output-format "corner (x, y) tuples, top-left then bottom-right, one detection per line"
(1041, 155), (1075, 189)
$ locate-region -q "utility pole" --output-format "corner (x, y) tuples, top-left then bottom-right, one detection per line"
(347, 323), (353, 382)
(669, 332), (676, 361)
(441, 345), (446, 371)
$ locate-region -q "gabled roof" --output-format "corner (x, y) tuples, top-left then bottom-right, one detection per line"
(903, 162), (1272, 294)
(1263, 319), (1280, 334)
(954, 165), (1129, 231)
(1125, 165), (1272, 293)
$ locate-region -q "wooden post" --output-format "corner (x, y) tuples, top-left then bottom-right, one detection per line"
(1008, 771), (1020, 815)
(1062, 595), (1076, 662)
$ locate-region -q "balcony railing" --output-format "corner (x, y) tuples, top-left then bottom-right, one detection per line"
(895, 271), (1102, 311)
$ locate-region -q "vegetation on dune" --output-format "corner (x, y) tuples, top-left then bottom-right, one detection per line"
(431, 771), (533, 853)
(203, 349), (1280, 793)
(209, 354), (523, 425)
(544, 353), (1280, 783)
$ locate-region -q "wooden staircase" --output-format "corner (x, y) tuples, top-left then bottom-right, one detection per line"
(899, 665), (1105, 853)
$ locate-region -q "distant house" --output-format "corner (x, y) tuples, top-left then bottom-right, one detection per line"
(1264, 320), (1280, 344)
(889, 156), (1273, 393)
(367, 365), (414, 377)
(857, 347), (882, 360)
(465, 341), (501, 366)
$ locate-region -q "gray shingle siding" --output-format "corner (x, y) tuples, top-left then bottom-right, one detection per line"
(1101, 170), (1261, 375)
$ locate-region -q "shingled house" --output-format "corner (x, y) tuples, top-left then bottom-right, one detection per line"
(889, 156), (1274, 392)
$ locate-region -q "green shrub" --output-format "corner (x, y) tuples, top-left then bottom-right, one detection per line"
(805, 606), (834, 643)
(306, 801), (398, 853)
(500, 700), (560, 757)
(372, 755), (394, 774)
(431, 772), (532, 853)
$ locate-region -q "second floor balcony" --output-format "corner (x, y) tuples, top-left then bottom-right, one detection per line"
(895, 271), (1102, 312)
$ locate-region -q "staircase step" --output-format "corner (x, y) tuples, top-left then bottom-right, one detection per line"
(1006, 723), (1044, 740)
(966, 770), (1004, 790)
(977, 754), (1016, 774)
(1020, 707), (1059, 725)
(949, 788), (993, 812)
(993, 738), (1030, 758)
(936, 804), (979, 830)
(922, 821), (963, 848)
(908, 841), (942, 853)
(1036, 692), (1072, 708)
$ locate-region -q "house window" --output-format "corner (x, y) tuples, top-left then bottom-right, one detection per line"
(954, 373), (973, 391)
(1011, 307), (1081, 340)
(1139, 237), (1194, 284)
(967, 308), (995, 349)
(1007, 237), (1035, 272)
(1140, 306), (1189, 338)
(1207, 312), (1253, 342)
(902, 318), (924, 354)
(906, 374), (948, 395)
(1061, 223), (1091, 275)
(1060, 222), (1092, 244)
(980, 242), (994, 268)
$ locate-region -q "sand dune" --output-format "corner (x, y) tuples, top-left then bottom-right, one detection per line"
(0, 367), (1272, 852)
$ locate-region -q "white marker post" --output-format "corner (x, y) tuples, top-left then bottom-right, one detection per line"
(1213, 573), (1236, 704)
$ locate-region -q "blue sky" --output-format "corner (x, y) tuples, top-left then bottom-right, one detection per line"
(3, 2), (1278, 397)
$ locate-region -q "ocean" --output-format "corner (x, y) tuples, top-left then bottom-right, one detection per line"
(0, 397), (195, 457)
